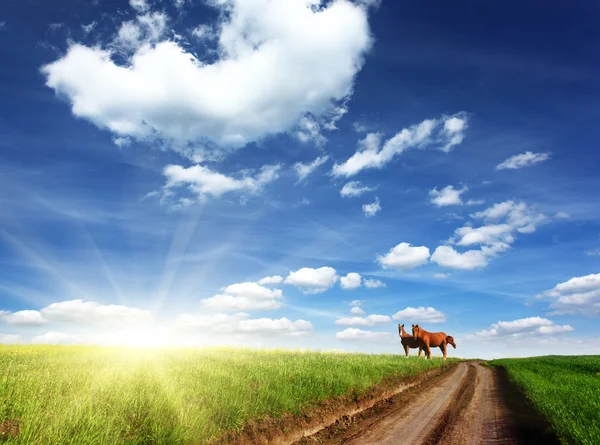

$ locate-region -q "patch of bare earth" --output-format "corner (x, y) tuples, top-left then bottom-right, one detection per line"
(213, 363), (457, 445)
(0, 419), (20, 441)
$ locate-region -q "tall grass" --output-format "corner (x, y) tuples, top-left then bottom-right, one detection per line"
(490, 355), (600, 445)
(0, 345), (454, 444)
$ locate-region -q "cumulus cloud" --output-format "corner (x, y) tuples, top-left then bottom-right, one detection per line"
(331, 113), (468, 177)
(201, 281), (284, 311)
(40, 299), (152, 325)
(364, 278), (385, 288)
(350, 306), (366, 315)
(160, 163), (280, 204)
(496, 151), (551, 170)
(340, 272), (362, 289)
(295, 115), (327, 148)
(42, 0), (373, 150)
(391, 306), (446, 323)
(335, 314), (391, 326)
(0, 310), (48, 326)
(362, 197), (381, 217)
(432, 201), (548, 270)
(340, 181), (376, 197)
(257, 275), (283, 285)
(429, 185), (468, 207)
(377, 242), (430, 270)
(294, 156), (329, 182)
(285, 266), (338, 294)
(474, 317), (573, 338)
(538, 273), (600, 316)
(174, 312), (312, 337)
(336, 328), (394, 342)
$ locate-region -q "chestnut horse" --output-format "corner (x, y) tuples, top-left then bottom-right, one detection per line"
(398, 324), (425, 358)
(412, 324), (456, 360)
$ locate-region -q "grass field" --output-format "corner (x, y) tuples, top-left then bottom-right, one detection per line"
(0, 345), (455, 444)
(490, 355), (600, 445)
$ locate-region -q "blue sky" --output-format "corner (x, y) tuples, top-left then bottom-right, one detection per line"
(1, 0), (600, 358)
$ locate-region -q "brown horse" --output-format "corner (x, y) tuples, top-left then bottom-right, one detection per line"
(412, 324), (456, 360)
(398, 324), (425, 358)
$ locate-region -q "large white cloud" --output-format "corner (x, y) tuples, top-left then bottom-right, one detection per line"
(335, 314), (391, 326)
(174, 312), (312, 337)
(201, 281), (284, 311)
(429, 185), (468, 207)
(284, 266), (338, 293)
(391, 306), (446, 323)
(496, 151), (551, 170)
(336, 328), (394, 342)
(331, 113), (467, 177)
(538, 273), (600, 316)
(474, 317), (573, 338)
(161, 163), (280, 203)
(40, 299), (152, 325)
(340, 272), (362, 289)
(42, 0), (374, 150)
(432, 201), (549, 270)
(377, 242), (430, 270)
(0, 310), (48, 326)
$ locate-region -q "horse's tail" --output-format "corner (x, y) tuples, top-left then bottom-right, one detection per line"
(446, 335), (456, 348)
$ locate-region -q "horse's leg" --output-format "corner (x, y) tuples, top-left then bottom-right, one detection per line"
(418, 347), (422, 359)
(403, 344), (409, 358)
(441, 342), (447, 360)
(425, 342), (431, 359)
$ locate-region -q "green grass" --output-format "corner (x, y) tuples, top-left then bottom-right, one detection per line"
(490, 355), (600, 445)
(0, 345), (456, 444)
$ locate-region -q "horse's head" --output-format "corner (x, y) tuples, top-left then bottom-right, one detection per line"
(412, 324), (421, 338)
(398, 324), (406, 336)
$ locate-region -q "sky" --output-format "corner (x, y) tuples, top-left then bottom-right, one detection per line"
(1, 0), (600, 359)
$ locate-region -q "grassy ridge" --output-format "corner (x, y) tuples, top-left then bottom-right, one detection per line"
(490, 355), (600, 445)
(0, 346), (454, 444)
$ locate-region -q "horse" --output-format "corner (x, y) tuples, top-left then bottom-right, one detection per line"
(398, 324), (426, 358)
(412, 324), (456, 360)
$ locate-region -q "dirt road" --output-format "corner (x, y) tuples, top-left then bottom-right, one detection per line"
(299, 362), (559, 445)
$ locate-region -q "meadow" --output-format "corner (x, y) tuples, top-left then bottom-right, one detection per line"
(490, 355), (600, 445)
(0, 345), (454, 444)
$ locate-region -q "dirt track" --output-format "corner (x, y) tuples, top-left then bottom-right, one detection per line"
(298, 362), (559, 445)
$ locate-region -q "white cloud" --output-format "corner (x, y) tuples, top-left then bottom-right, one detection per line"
(174, 312), (312, 337)
(340, 181), (376, 198)
(377, 242), (430, 270)
(539, 273), (600, 316)
(434, 273), (450, 279)
(40, 299), (152, 325)
(466, 199), (484, 206)
(429, 185), (468, 207)
(586, 249), (600, 257)
(42, 0), (373, 150)
(173, 0), (186, 9)
(294, 155), (329, 182)
(0, 310), (48, 326)
(285, 267), (338, 294)
(432, 201), (548, 270)
(474, 317), (573, 338)
(82, 22), (97, 34)
(496, 151), (551, 170)
(331, 113), (468, 177)
(321, 104), (348, 131)
(430, 245), (489, 270)
(191, 24), (217, 40)
(130, 0), (149, 13)
(336, 328), (394, 342)
(335, 314), (391, 326)
(161, 163), (280, 203)
(296, 115), (327, 148)
(31, 332), (81, 345)
(340, 272), (362, 289)
(201, 282), (284, 311)
(114, 12), (168, 51)
(349, 300), (364, 307)
(364, 278), (385, 288)
(113, 137), (131, 148)
(391, 306), (446, 323)
(257, 275), (283, 285)
(0, 333), (20, 344)
(362, 197), (381, 217)
(350, 306), (366, 315)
